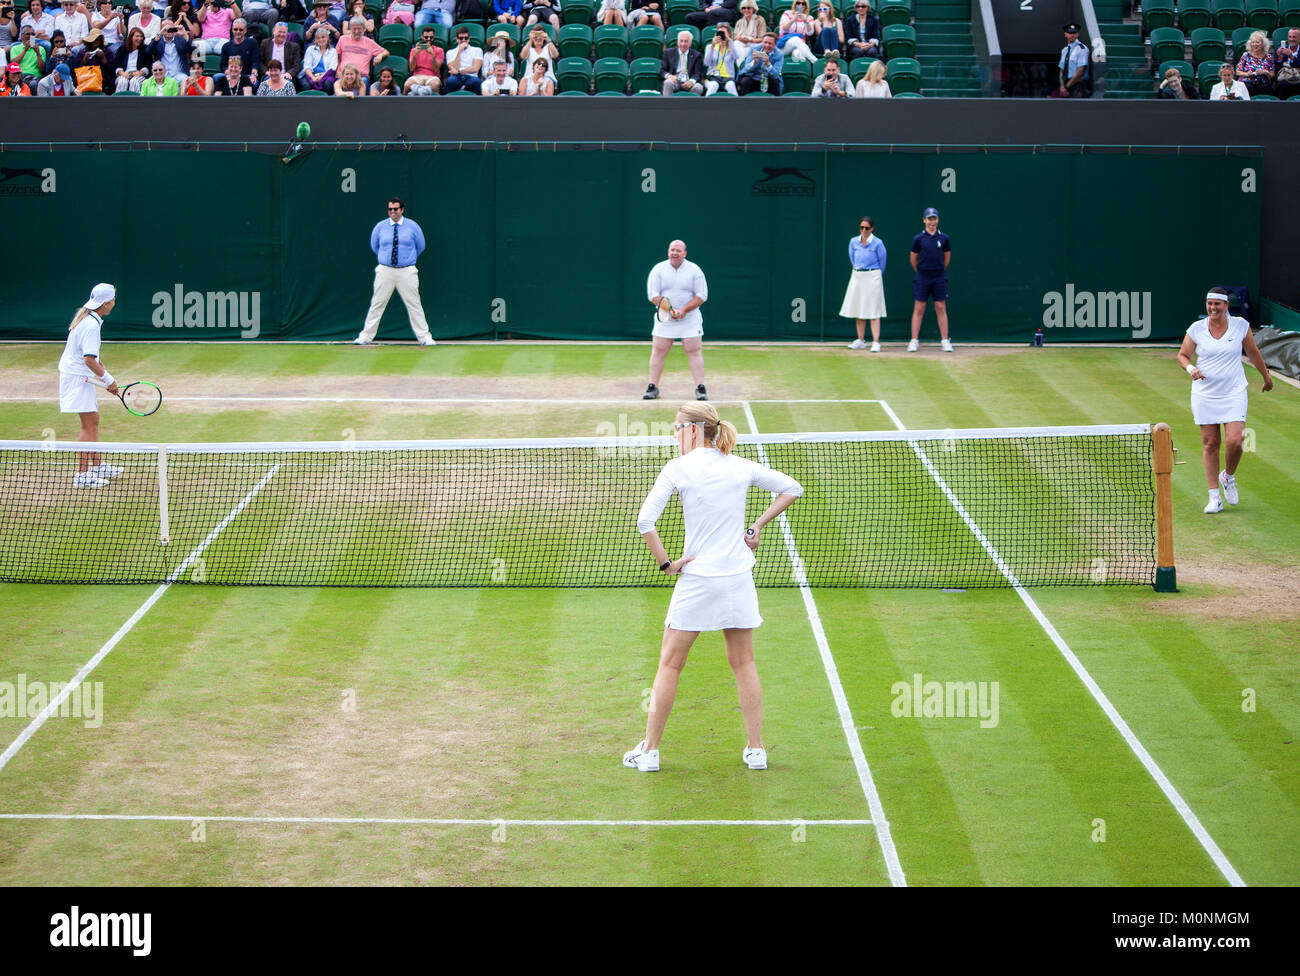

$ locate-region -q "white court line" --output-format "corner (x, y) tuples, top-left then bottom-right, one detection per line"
(0, 814), (871, 827)
(0, 463), (282, 777)
(742, 401), (907, 887)
(875, 398), (1247, 888)
(0, 396), (886, 405)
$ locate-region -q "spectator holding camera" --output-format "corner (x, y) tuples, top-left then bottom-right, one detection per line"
(183, 50), (213, 90)
(776, 0), (817, 64)
(77, 28), (113, 88)
(127, 0), (162, 41)
(403, 22), (441, 93)
(167, 0), (202, 38)
(481, 57), (516, 93)
(304, 1), (341, 46)
(9, 25), (47, 81)
(703, 22), (738, 95)
(1276, 28), (1300, 100)
(91, 1), (125, 52)
(148, 18), (192, 80)
(811, 55), (851, 95)
(737, 30), (780, 93)
(301, 23), (337, 87)
(520, 23), (556, 74)
(195, 0), (239, 56)
(46, 29), (77, 72)
(1210, 61), (1249, 100)
(0, 4), (16, 46)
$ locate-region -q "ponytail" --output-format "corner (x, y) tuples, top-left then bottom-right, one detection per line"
(676, 402), (738, 454)
(68, 307), (89, 331)
(715, 420), (737, 455)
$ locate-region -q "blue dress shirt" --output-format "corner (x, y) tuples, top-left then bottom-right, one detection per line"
(849, 235), (886, 271)
(370, 217), (426, 268)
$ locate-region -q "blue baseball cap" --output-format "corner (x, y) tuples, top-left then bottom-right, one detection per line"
(923, 207), (939, 218)
(56, 63), (72, 79)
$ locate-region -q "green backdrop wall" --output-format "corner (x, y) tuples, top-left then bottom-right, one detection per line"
(0, 147), (1260, 343)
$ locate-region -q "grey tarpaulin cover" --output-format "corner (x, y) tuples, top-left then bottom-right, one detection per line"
(1254, 327), (1300, 381)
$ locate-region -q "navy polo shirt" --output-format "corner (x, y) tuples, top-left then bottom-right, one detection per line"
(911, 230), (950, 276)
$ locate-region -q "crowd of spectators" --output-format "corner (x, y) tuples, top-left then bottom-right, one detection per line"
(1, 0), (897, 95)
(1156, 28), (1300, 101)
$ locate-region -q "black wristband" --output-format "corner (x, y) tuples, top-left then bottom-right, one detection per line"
(660, 560), (672, 572)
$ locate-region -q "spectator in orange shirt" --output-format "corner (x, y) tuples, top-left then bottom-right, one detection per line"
(404, 21), (443, 94)
(335, 14), (386, 85)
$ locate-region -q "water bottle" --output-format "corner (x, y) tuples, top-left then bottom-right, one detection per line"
(761, 71), (768, 93)
(1033, 328), (1044, 347)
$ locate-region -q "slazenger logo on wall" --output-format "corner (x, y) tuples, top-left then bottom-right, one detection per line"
(1042, 285), (1152, 339)
(152, 285), (262, 338)
(0, 166), (55, 196)
(751, 167), (816, 197)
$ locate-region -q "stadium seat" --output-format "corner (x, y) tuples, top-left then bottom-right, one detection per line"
(700, 25), (718, 48)
(488, 24), (522, 46)
(882, 23), (916, 59)
(378, 24), (413, 59)
(204, 53), (220, 75)
(630, 25), (665, 59)
(429, 24), (450, 48)
(556, 56), (593, 93)
(594, 89), (626, 95)
(784, 90), (810, 96)
(556, 90), (588, 95)
(1178, 0), (1214, 30)
(115, 89), (139, 96)
(286, 22), (305, 44)
(378, 54), (408, 84)
(1245, 0), (1279, 27)
(594, 24), (629, 59)
(877, 0), (912, 28)
(1198, 59), (1226, 95)
(451, 22), (485, 47)
(1191, 26), (1227, 62)
(669, 24), (701, 48)
(893, 90), (923, 96)
(630, 56), (664, 93)
(849, 56), (878, 83)
(781, 58), (813, 93)
(562, 0), (596, 24)
(557, 24), (593, 59)
(1148, 27), (1186, 66)
(666, 0), (699, 24)
(1158, 58), (1195, 82)
(812, 57), (831, 77)
(529, 22), (557, 44)
(633, 90), (661, 95)
(885, 55), (920, 93)
(444, 89), (478, 95)
(1273, 25), (1292, 47)
(1212, 0), (1247, 30)
(297, 89), (329, 96)
(1232, 25), (1256, 58)
(1284, 0), (1300, 26)
(593, 56), (630, 93)
(1251, 91), (1281, 97)
(1142, 0), (1176, 30)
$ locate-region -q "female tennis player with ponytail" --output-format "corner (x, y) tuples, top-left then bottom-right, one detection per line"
(625, 402), (803, 773)
(58, 283), (122, 489)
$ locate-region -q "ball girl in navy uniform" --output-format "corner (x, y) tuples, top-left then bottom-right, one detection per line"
(909, 207), (952, 352)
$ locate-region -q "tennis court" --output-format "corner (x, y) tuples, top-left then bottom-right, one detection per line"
(0, 342), (1296, 886)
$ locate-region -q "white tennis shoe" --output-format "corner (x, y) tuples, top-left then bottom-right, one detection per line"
(847, 339), (866, 350)
(870, 341), (881, 353)
(941, 339), (954, 352)
(352, 335), (372, 345)
(907, 339), (919, 352)
(743, 747), (767, 770)
(72, 471), (108, 489)
(1204, 493), (1224, 514)
(1218, 470), (1238, 505)
(418, 336), (437, 346)
(89, 462), (123, 480)
(622, 741), (659, 772)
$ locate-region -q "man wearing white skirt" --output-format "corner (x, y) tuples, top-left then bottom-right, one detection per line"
(841, 216), (887, 352)
(644, 239), (709, 401)
(353, 197), (436, 346)
(1177, 287), (1273, 514)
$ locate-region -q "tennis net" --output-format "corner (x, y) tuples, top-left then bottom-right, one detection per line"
(0, 426), (1159, 587)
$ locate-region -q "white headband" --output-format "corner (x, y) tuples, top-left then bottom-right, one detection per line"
(1205, 292), (1229, 303)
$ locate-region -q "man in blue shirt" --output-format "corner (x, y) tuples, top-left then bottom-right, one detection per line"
(737, 31), (781, 95)
(1056, 23), (1089, 98)
(908, 207), (951, 352)
(354, 197), (436, 346)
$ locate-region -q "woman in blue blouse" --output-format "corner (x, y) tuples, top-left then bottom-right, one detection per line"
(841, 215), (887, 351)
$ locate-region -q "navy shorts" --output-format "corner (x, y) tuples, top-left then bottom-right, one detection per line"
(913, 274), (948, 302)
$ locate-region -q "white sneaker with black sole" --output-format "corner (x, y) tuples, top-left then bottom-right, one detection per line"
(1218, 470), (1238, 505)
(1204, 492), (1223, 514)
(622, 740), (659, 772)
(742, 747), (767, 770)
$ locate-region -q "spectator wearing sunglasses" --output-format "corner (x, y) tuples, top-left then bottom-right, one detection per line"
(843, 0), (879, 60)
(776, 0), (816, 63)
(140, 59), (179, 92)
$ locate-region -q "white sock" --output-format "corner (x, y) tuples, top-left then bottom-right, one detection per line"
(1208, 488), (1220, 499)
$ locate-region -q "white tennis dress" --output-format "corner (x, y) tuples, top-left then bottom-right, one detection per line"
(1187, 315), (1250, 425)
(57, 311), (105, 414)
(636, 447), (803, 631)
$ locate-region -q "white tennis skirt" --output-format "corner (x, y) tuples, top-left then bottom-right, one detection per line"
(1191, 388), (1248, 426)
(839, 269), (886, 319)
(651, 315), (704, 340)
(59, 373), (98, 414)
(665, 571), (763, 632)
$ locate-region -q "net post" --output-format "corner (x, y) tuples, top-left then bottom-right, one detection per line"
(1152, 423), (1176, 592)
(157, 446), (170, 545)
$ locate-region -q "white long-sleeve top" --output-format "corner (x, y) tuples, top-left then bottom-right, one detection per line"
(636, 448), (803, 577)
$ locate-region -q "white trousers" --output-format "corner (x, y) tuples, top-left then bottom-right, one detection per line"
(359, 264), (432, 342)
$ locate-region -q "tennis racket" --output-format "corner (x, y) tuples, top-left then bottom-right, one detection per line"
(656, 297), (676, 322)
(86, 376), (163, 417)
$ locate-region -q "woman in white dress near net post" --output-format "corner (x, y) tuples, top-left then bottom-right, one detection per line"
(624, 402), (803, 773)
(58, 283), (123, 489)
(1177, 287), (1273, 514)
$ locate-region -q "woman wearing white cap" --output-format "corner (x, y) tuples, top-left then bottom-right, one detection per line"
(1177, 287), (1273, 513)
(58, 283), (121, 489)
(624, 402), (803, 773)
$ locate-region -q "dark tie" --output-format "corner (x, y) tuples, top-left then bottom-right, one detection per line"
(391, 224), (399, 267)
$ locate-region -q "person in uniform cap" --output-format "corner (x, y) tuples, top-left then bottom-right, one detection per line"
(1057, 22), (1089, 97)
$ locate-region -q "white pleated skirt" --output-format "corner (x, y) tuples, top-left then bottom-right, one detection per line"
(839, 268), (886, 319)
(665, 571), (763, 632)
(1191, 388), (1248, 426)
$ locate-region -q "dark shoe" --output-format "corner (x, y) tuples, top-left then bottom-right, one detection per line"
(695, 384), (708, 401)
(642, 383), (660, 400)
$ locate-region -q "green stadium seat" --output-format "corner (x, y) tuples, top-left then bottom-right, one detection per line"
(882, 23), (915, 59)
(1273, 25), (1292, 46)
(593, 24), (628, 58)
(885, 55), (920, 93)
(1251, 91), (1281, 96)
(784, 90), (810, 96)
(633, 90), (661, 95)
(877, 0), (912, 28)
(849, 56), (878, 83)
(781, 58), (813, 93)
(445, 89), (479, 95)
(630, 24), (665, 59)
(893, 90), (923, 96)
(452, 22), (485, 47)
(556, 56), (593, 93)
(1158, 58), (1195, 83)
(1191, 26), (1228, 62)
(1245, 0), (1279, 27)
(630, 56), (664, 92)
(562, 0), (597, 24)
(378, 24), (413, 59)
(557, 24), (594, 58)
(1284, 0), (1300, 25)
(1179, 0), (1214, 31)
(1212, 0), (1247, 30)
(743, 89), (774, 95)
(1232, 25), (1255, 57)
(378, 55), (408, 84)
(297, 89), (329, 96)
(666, 24), (701, 48)
(593, 56), (629, 93)
(1198, 59), (1226, 94)
(1143, 0), (1176, 29)
(594, 89), (626, 95)
(286, 22), (305, 44)
(486, 24), (521, 46)
(114, 89), (139, 96)
(556, 90), (589, 95)
(812, 57), (831, 77)
(1148, 27), (1186, 65)
(666, 0), (699, 25)
(700, 25), (718, 48)
(204, 53), (221, 76)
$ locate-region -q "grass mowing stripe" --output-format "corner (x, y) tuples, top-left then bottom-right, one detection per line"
(876, 398), (1248, 888)
(0, 814), (873, 827)
(741, 401), (907, 888)
(0, 463), (281, 778)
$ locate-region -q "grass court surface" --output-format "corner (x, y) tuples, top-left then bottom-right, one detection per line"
(0, 341), (1296, 886)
